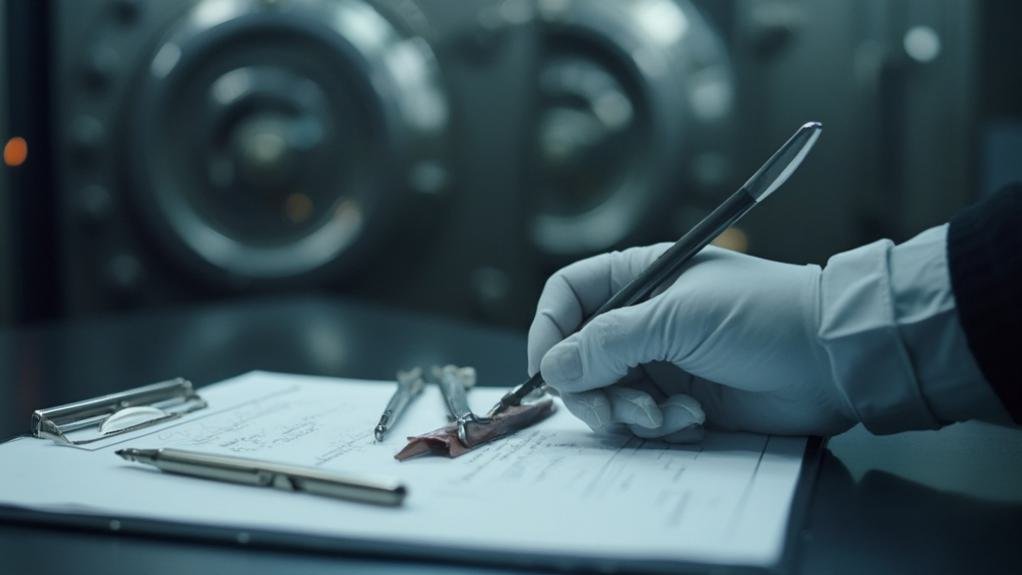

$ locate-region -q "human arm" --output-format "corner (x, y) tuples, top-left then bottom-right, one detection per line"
(528, 190), (1018, 439)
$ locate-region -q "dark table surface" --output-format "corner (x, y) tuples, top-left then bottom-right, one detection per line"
(1, 295), (1020, 574)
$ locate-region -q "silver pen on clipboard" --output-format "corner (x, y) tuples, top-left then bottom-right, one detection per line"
(116, 448), (407, 507)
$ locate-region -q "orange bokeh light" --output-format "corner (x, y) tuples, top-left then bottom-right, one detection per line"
(3, 137), (28, 167)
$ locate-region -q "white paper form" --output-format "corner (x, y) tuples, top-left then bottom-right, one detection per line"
(0, 372), (808, 568)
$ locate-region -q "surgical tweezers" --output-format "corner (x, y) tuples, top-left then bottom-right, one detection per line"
(432, 365), (492, 445)
(374, 368), (426, 441)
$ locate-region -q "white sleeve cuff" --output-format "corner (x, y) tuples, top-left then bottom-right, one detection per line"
(888, 224), (1009, 424)
(818, 236), (940, 434)
(818, 224), (1005, 434)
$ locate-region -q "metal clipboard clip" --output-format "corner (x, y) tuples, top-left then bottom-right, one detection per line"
(31, 378), (208, 447)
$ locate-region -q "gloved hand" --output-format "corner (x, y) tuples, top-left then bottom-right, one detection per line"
(528, 244), (858, 440)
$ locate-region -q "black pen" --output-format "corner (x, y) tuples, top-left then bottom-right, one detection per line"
(488, 121), (823, 417)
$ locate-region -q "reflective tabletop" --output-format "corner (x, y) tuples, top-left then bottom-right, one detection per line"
(1, 296), (1020, 574)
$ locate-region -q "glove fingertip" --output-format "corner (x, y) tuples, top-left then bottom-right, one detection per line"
(607, 387), (663, 428)
(664, 394), (706, 426)
(627, 423), (668, 439)
(527, 312), (569, 377)
(560, 391), (613, 432)
(540, 339), (586, 392)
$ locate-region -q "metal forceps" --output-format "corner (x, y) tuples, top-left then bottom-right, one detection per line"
(374, 368), (427, 441)
(431, 365), (492, 445)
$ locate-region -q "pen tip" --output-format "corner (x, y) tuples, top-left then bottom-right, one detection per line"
(374, 426), (385, 442)
(115, 448), (157, 463)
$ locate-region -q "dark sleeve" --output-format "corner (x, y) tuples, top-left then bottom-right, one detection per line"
(946, 183), (1022, 423)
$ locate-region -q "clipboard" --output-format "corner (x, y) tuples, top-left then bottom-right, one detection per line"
(1, 373), (826, 574)
(0, 437), (825, 574)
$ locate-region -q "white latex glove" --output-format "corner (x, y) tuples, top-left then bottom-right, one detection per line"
(528, 244), (858, 440)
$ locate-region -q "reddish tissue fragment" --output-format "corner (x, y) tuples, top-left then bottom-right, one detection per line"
(394, 400), (556, 461)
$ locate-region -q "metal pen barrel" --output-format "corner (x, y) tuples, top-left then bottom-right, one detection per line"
(117, 448), (406, 506)
(489, 122), (823, 416)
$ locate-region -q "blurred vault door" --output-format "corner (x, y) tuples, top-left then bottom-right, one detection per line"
(51, 0), (540, 326)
